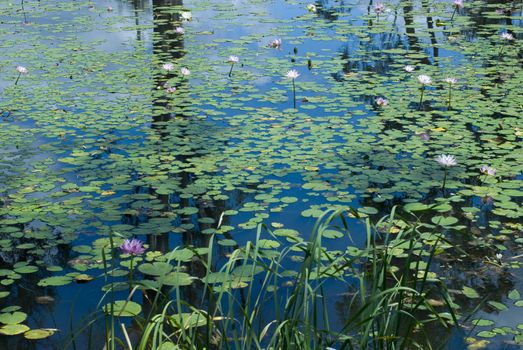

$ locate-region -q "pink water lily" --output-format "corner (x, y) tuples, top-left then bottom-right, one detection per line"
(119, 239), (145, 255)
(453, 0), (463, 9)
(374, 3), (386, 15)
(268, 38), (282, 49)
(375, 97), (388, 107)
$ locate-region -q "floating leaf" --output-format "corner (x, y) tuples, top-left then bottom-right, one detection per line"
(0, 312), (27, 325)
(463, 286), (480, 299)
(24, 328), (57, 340)
(103, 301), (142, 317)
(0, 324), (30, 335)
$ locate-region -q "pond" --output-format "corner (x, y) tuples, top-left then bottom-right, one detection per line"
(0, 0), (522, 349)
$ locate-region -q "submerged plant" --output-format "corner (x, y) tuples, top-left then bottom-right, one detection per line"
(435, 154), (457, 190)
(227, 55), (239, 77)
(417, 74), (432, 110)
(14, 65), (28, 85)
(285, 69), (300, 109)
(444, 77), (457, 108)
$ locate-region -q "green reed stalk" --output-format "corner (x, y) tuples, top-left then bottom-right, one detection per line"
(419, 86), (425, 110)
(292, 79), (296, 109)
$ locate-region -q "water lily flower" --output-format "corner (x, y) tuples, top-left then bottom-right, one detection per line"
(14, 65), (28, 85)
(496, 253), (502, 260)
(404, 65), (415, 73)
(107, 6), (113, 12)
(498, 32), (514, 57)
(436, 154), (457, 167)
(16, 66), (28, 74)
(285, 70), (300, 109)
(227, 55), (239, 64)
(417, 75), (432, 109)
(436, 154), (457, 191)
(374, 3), (386, 15)
(480, 165), (496, 176)
(306, 4), (317, 13)
(444, 77), (457, 108)
(181, 67), (191, 76)
(181, 11), (192, 21)
(285, 69), (300, 80)
(119, 238), (145, 255)
(450, 0), (463, 20)
(268, 38), (282, 49)
(227, 55), (239, 77)
(453, 0), (463, 9)
(175, 27), (185, 35)
(375, 97), (388, 107)
(417, 75), (432, 85)
(162, 63), (175, 71)
(166, 86), (177, 93)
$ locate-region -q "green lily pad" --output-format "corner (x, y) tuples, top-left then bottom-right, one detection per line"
(103, 301), (142, 317)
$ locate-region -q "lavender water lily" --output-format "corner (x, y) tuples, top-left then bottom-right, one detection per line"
(119, 239), (145, 290)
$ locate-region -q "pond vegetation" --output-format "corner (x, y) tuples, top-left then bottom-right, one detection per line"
(0, 0), (522, 349)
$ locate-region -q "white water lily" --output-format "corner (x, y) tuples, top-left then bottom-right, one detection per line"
(180, 67), (191, 76)
(16, 66), (28, 74)
(306, 4), (317, 13)
(435, 154), (457, 167)
(417, 74), (432, 85)
(480, 165), (496, 176)
(227, 55), (239, 64)
(181, 11), (192, 21)
(162, 63), (174, 71)
(285, 69), (300, 80)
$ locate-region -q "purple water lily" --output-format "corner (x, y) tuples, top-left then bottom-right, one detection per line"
(119, 238), (145, 255)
